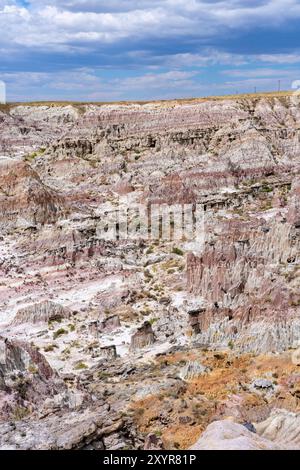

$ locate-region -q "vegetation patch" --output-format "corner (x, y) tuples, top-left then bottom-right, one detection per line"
(53, 328), (68, 340)
(172, 247), (184, 256)
(25, 147), (46, 162)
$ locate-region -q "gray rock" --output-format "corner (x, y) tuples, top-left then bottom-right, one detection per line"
(179, 361), (209, 381)
(252, 378), (274, 390)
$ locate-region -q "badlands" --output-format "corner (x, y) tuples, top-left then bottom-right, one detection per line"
(0, 93), (299, 450)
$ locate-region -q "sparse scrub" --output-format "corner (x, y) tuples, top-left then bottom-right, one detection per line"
(136, 408), (145, 417)
(172, 247), (184, 256)
(13, 407), (29, 421)
(53, 328), (68, 340)
(261, 185), (273, 193)
(25, 147), (46, 162)
(27, 365), (38, 374)
(44, 344), (58, 352)
(74, 361), (88, 370)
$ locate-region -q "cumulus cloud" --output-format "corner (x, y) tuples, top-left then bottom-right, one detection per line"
(1, 1), (300, 100)
(256, 53), (300, 64)
(1, 1), (300, 51)
(222, 68), (299, 78)
(28, 1), (163, 13)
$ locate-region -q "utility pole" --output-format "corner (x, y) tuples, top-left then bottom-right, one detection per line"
(254, 86), (257, 94)
(278, 80), (281, 92)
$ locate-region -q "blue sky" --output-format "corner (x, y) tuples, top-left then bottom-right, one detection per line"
(1, 0), (300, 101)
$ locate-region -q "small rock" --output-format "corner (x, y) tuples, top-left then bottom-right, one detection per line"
(252, 378), (273, 389)
(242, 422), (256, 433)
(144, 433), (164, 450)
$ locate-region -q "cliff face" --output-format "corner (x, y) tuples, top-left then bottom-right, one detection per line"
(186, 177), (300, 353)
(0, 95), (299, 449)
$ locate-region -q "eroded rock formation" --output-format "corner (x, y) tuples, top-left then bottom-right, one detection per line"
(0, 95), (299, 449)
(12, 301), (72, 326)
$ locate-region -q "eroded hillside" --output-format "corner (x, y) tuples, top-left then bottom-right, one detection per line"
(0, 95), (299, 450)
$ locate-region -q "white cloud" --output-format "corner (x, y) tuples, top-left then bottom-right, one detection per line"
(116, 70), (198, 90)
(222, 68), (299, 78)
(256, 53), (300, 64)
(2, 1), (300, 101)
(160, 50), (248, 68)
(1, 68), (202, 101)
(2, 1), (300, 51)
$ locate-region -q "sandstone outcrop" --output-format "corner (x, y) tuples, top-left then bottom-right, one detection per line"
(12, 301), (72, 326)
(255, 409), (300, 450)
(130, 322), (155, 350)
(0, 336), (65, 421)
(190, 420), (282, 450)
(0, 159), (65, 233)
(99, 315), (121, 333)
(0, 407), (135, 450)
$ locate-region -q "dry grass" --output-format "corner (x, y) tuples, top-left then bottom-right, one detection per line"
(130, 349), (300, 449)
(0, 90), (294, 112)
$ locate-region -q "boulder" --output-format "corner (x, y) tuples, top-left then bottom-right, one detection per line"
(100, 346), (117, 360)
(252, 378), (274, 390)
(255, 409), (300, 449)
(144, 433), (164, 450)
(190, 420), (281, 450)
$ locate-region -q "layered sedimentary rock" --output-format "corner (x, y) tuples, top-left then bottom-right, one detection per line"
(12, 301), (72, 326)
(187, 210), (300, 353)
(0, 336), (65, 421)
(0, 408), (130, 450)
(0, 95), (299, 449)
(0, 159), (65, 233)
(190, 420), (282, 450)
(191, 409), (300, 450)
(256, 409), (300, 449)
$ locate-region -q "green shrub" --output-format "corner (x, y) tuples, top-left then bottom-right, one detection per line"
(75, 362), (88, 370)
(261, 186), (273, 193)
(53, 328), (68, 340)
(25, 147), (46, 162)
(172, 247), (184, 256)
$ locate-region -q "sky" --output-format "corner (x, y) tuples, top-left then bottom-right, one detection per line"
(1, 0), (300, 101)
